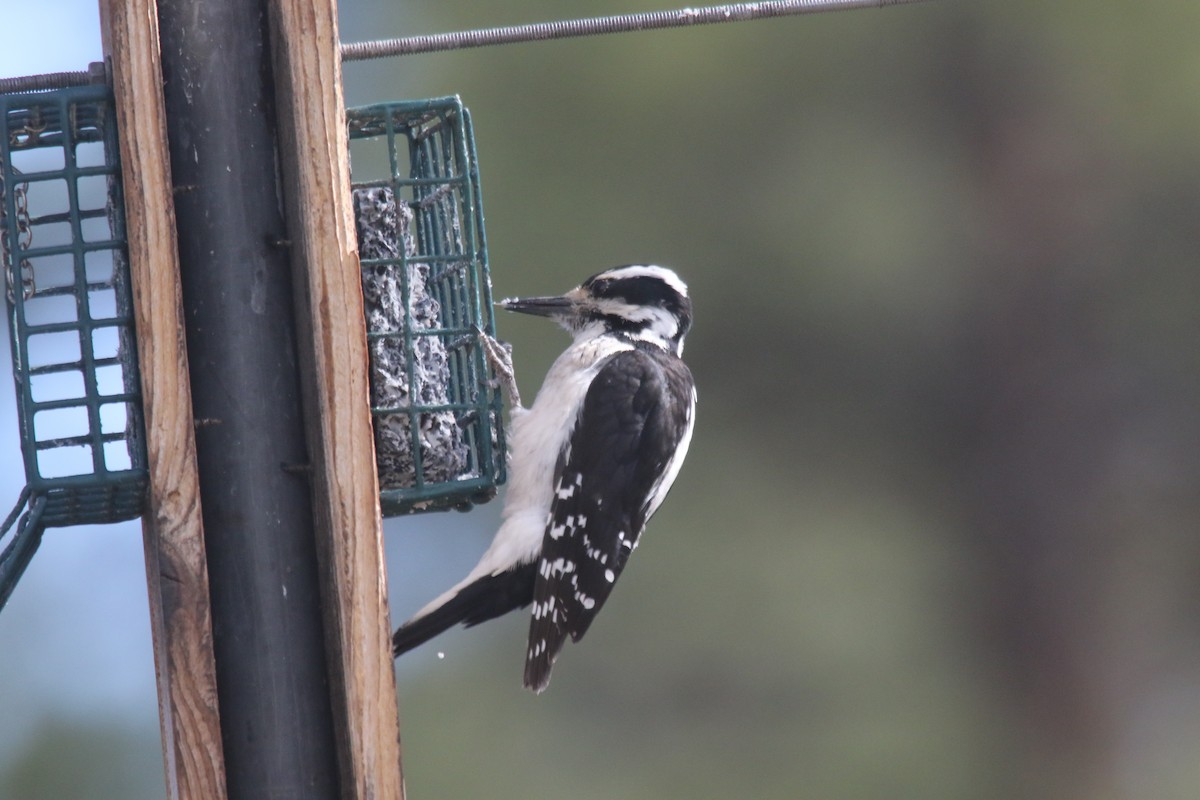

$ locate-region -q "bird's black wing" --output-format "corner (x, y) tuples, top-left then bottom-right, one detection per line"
(524, 346), (694, 691)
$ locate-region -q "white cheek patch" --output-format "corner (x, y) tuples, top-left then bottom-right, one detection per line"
(590, 299), (679, 349)
(591, 298), (636, 318)
(632, 307), (679, 341)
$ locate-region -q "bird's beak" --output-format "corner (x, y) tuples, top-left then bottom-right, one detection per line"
(498, 294), (575, 318)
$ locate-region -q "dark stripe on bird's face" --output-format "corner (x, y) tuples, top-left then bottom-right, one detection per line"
(582, 275), (693, 338)
(584, 273), (686, 309)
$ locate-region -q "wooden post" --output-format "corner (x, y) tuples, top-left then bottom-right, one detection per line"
(267, 1), (406, 797)
(98, 1), (228, 798)
(155, 0), (345, 792)
(100, 0), (401, 795)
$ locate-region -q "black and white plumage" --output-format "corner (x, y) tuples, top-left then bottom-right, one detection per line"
(391, 264), (696, 692)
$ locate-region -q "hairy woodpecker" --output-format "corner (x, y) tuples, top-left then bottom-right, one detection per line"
(392, 264), (697, 692)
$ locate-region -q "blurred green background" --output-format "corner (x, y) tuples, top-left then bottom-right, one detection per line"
(4, 1), (1200, 798)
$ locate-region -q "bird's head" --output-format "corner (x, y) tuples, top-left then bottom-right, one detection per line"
(499, 265), (692, 356)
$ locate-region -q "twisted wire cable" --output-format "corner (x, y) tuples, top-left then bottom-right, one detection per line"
(341, 0), (933, 61)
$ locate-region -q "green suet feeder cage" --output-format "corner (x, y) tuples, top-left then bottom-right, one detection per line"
(0, 83), (147, 606)
(1, 83), (147, 525)
(347, 96), (506, 516)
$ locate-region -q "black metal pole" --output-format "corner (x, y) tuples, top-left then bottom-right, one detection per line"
(154, 1), (340, 797)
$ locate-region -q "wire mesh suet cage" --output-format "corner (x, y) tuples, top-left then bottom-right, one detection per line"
(347, 96), (505, 516)
(1, 84), (147, 528)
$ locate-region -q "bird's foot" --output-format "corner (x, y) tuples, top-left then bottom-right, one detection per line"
(477, 327), (522, 409)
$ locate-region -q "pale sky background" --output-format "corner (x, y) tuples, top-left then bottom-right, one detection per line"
(0, 1), (159, 763)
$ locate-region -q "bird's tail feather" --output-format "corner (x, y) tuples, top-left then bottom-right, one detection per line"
(392, 562), (538, 657)
(522, 628), (567, 694)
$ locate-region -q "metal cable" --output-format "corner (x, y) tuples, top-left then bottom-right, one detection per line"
(0, 63), (106, 95)
(341, 0), (933, 62)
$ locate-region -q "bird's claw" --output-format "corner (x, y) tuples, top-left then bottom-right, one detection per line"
(477, 326), (522, 409)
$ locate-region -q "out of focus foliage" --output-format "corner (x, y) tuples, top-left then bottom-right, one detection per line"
(355, 3), (1200, 799)
(0, 719), (162, 799)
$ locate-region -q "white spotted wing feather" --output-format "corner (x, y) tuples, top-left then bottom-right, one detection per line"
(524, 346), (695, 692)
